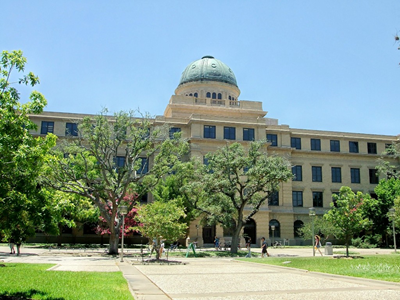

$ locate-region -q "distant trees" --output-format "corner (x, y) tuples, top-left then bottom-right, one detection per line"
(184, 142), (293, 254)
(41, 110), (188, 254)
(0, 50), (57, 246)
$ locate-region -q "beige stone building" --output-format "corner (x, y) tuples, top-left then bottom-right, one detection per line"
(29, 56), (398, 246)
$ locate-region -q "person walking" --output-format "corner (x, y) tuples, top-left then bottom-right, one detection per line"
(214, 236), (220, 250)
(315, 235), (323, 256)
(245, 237), (252, 258)
(9, 238), (15, 254)
(261, 237), (269, 258)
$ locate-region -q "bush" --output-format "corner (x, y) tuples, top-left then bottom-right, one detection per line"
(351, 237), (377, 248)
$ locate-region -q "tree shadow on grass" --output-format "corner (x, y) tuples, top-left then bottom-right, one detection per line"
(0, 289), (65, 300)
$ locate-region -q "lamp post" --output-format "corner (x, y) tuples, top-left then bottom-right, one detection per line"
(119, 205), (128, 262)
(271, 225), (275, 247)
(309, 207), (316, 257)
(389, 208), (397, 253)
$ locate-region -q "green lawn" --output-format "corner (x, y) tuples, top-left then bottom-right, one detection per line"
(238, 255), (400, 282)
(0, 263), (133, 300)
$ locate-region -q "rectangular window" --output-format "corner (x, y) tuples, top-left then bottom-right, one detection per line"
(349, 141), (359, 153)
(169, 127), (181, 139)
(137, 157), (149, 174)
(114, 156), (125, 168)
(65, 122), (78, 136)
(204, 125), (216, 139)
(268, 191), (279, 206)
(203, 156), (213, 173)
(367, 142), (377, 154)
(291, 137), (301, 150)
(224, 127), (236, 140)
(292, 165), (302, 181)
(351, 168), (360, 183)
(267, 134), (278, 146)
(369, 169), (379, 184)
(312, 166), (322, 182)
(243, 128), (255, 141)
(331, 167), (342, 183)
(41, 121), (54, 134)
(313, 192), (323, 207)
(292, 191), (303, 207)
(330, 140), (340, 152)
(311, 139), (321, 151)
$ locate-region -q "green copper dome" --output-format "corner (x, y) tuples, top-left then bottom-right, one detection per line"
(178, 56), (238, 87)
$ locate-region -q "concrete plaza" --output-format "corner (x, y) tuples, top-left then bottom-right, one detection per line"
(1, 246), (399, 300)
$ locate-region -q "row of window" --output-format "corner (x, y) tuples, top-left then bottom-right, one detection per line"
(41, 122), (183, 141)
(269, 190), (337, 208)
(267, 133), (391, 154)
(205, 125), (255, 141)
(292, 165), (379, 184)
(41, 121), (79, 136)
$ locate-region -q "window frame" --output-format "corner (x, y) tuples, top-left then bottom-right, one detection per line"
(267, 134), (278, 146)
(41, 121), (54, 134)
(330, 140), (340, 152)
(367, 142), (377, 154)
(65, 122), (78, 136)
(312, 191), (323, 207)
(312, 166), (322, 182)
(204, 125), (216, 139)
(292, 191), (303, 207)
(331, 167), (342, 183)
(292, 165), (302, 181)
(310, 138), (321, 151)
(291, 137), (301, 150)
(224, 126), (236, 140)
(350, 168), (361, 183)
(349, 141), (359, 153)
(243, 128), (255, 141)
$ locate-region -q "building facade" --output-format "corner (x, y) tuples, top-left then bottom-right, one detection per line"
(29, 56), (398, 246)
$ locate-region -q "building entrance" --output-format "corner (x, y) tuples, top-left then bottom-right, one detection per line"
(202, 225), (216, 244)
(243, 219), (256, 244)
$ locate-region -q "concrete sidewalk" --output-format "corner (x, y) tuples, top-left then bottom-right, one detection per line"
(1, 246), (399, 300)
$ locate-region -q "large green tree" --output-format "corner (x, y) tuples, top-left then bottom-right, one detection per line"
(41, 110), (188, 254)
(184, 142), (293, 254)
(0, 50), (57, 246)
(324, 186), (375, 257)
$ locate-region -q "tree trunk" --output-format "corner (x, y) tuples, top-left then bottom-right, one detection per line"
(108, 223), (120, 255)
(230, 223), (243, 254)
(108, 232), (119, 254)
(57, 224), (63, 247)
(345, 237), (349, 257)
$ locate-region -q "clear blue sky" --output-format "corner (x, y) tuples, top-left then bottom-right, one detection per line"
(2, 1), (400, 135)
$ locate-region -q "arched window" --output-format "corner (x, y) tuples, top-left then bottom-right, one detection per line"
(212, 92), (216, 99)
(189, 93), (193, 96)
(218, 93), (222, 99)
(269, 219), (280, 238)
(194, 92), (198, 98)
(206, 92), (211, 98)
(229, 96), (231, 100)
(294, 220), (304, 238)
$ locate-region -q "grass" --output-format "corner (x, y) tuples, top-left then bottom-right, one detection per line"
(238, 254), (400, 282)
(0, 263), (133, 300)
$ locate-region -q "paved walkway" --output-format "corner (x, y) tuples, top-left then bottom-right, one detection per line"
(1, 246), (399, 300)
